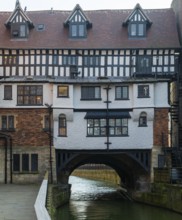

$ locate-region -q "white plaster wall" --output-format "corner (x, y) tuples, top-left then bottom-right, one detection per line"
(154, 82), (170, 107)
(54, 112), (153, 150)
(53, 84), (73, 108)
(0, 83), (52, 108)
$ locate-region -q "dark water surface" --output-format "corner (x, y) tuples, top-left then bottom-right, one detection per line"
(56, 176), (182, 220)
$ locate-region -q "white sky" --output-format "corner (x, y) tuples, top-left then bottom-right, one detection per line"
(1, 0), (173, 11)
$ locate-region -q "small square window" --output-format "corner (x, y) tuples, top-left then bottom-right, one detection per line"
(58, 86), (69, 97)
(138, 85), (149, 98)
(115, 86), (129, 100)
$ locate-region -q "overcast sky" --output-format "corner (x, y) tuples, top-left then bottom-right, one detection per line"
(1, 0), (173, 11)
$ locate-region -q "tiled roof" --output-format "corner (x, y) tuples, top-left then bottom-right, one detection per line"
(0, 8), (180, 49)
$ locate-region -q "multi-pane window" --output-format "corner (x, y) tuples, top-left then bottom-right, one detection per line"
(59, 114), (67, 136)
(11, 23), (27, 38)
(139, 112), (147, 127)
(58, 86), (69, 97)
(138, 85), (149, 98)
(4, 85), (12, 100)
(81, 86), (101, 100)
(129, 23), (145, 37)
(87, 119), (106, 136)
(17, 85), (43, 105)
(115, 86), (129, 100)
(83, 56), (100, 66)
(70, 23), (86, 38)
(3, 56), (17, 65)
(137, 56), (151, 73)
(13, 153), (38, 172)
(62, 56), (77, 66)
(1, 115), (14, 131)
(87, 118), (128, 136)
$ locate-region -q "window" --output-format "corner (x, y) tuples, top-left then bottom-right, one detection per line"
(87, 118), (128, 136)
(139, 112), (147, 127)
(11, 23), (27, 38)
(4, 85), (12, 100)
(87, 119), (106, 136)
(70, 23), (86, 38)
(129, 23), (146, 37)
(83, 56), (100, 66)
(138, 85), (149, 98)
(62, 56), (77, 66)
(37, 24), (45, 31)
(43, 115), (50, 131)
(81, 86), (101, 100)
(53, 55), (58, 65)
(137, 56), (151, 73)
(17, 85), (43, 105)
(115, 86), (129, 100)
(58, 86), (69, 97)
(59, 114), (67, 136)
(1, 115), (14, 131)
(13, 153), (38, 172)
(3, 56), (17, 65)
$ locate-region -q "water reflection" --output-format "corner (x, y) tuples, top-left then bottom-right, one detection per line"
(56, 176), (182, 220)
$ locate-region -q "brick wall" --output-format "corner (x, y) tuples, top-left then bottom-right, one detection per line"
(153, 108), (169, 146)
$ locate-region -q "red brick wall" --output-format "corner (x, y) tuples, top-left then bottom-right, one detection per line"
(153, 108), (169, 146)
(0, 108), (50, 147)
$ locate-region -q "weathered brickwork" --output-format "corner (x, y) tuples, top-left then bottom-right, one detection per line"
(0, 108), (56, 183)
(153, 108), (169, 146)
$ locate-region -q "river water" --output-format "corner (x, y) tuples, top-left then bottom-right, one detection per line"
(56, 176), (182, 220)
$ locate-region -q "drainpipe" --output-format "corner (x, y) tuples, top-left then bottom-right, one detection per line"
(45, 103), (53, 184)
(10, 137), (13, 183)
(4, 138), (7, 184)
(104, 84), (111, 150)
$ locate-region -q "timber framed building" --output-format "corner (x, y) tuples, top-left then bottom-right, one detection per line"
(0, 1), (180, 183)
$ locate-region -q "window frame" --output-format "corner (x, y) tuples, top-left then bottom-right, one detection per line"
(138, 85), (150, 98)
(1, 115), (15, 131)
(4, 85), (12, 100)
(58, 114), (67, 137)
(11, 23), (28, 39)
(115, 86), (129, 100)
(81, 86), (101, 100)
(69, 23), (86, 38)
(87, 118), (128, 137)
(137, 56), (152, 73)
(129, 22), (146, 38)
(13, 153), (38, 173)
(17, 85), (43, 106)
(57, 85), (69, 98)
(139, 112), (147, 127)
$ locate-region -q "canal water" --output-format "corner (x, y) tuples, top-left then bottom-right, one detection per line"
(56, 176), (182, 220)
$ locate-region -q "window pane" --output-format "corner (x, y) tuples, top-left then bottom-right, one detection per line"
(31, 154), (38, 172)
(22, 154), (29, 171)
(20, 25), (26, 37)
(13, 154), (20, 172)
(71, 25), (77, 37)
(95, 87), (100, 99)
(8, 116), (14, 129)
(58, 86), (68, 97)
(138, 24), (144, 36)
(4, 85), (12, 100)
(2, 116), (7, 129)
(131, 24), (137, 36)
(79, 24), (84, 36)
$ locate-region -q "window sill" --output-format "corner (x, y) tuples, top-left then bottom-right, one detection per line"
(137, 96), (150, 98)
(0, 129), (16, 132)
(13, 171), (39, 174)
(58, 135), (67, 137)
(138, 125), (148, 127)
(80, 99), (102, 101)
(3, 99), (13, 101)
(115, 98), (129, 101)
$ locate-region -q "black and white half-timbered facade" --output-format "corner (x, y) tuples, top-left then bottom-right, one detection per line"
(0, 1), (180, 184)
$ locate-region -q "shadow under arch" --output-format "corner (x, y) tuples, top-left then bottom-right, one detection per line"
(56, 150), (150, 190)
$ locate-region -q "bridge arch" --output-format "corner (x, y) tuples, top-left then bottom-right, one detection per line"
(56, 150), (151, 190)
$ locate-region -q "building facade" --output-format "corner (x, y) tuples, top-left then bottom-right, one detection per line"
(0, 1), (180, 183)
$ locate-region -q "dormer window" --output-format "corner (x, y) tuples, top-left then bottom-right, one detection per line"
(123, 4), (152, 39)
(70, 23), (86, 38)
(11, 23), (27, 38)
(129, 23), (145, 37)
(5, 0), (34, 39)
(64, 4), (92, 39)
